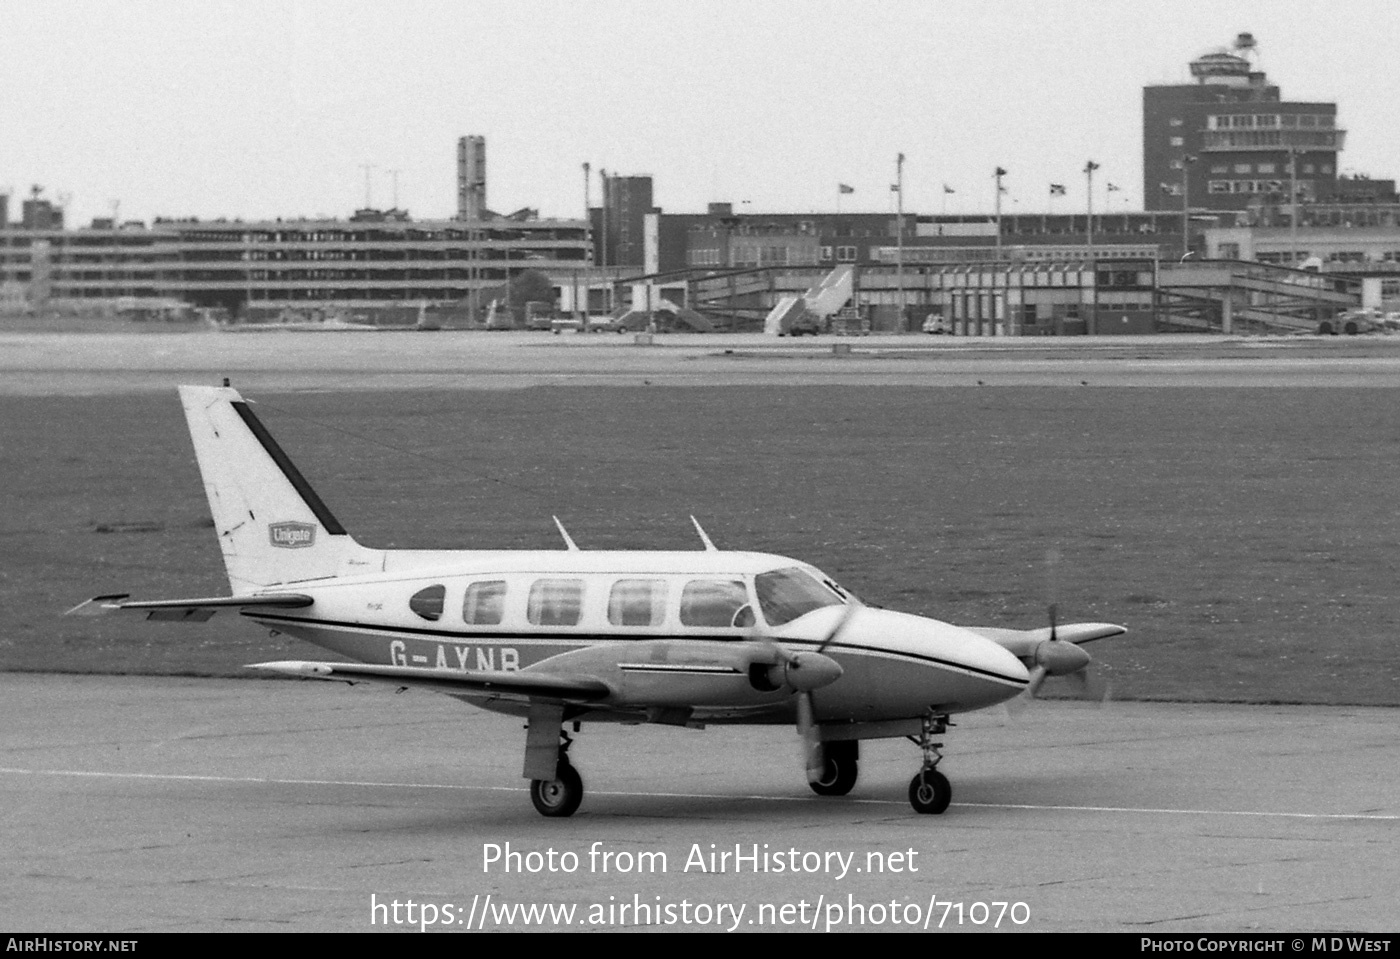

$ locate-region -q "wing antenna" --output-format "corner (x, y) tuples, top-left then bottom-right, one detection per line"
(690, 515), (718, 551)
(552, 516), (580, 551)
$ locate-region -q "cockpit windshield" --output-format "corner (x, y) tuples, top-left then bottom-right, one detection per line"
(754, 567), (846, 626)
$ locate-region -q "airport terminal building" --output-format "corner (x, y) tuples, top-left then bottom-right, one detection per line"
(3, 35), (1396, 331)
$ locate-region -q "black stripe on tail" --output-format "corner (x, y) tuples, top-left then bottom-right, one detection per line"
(231, 402), (347, 536)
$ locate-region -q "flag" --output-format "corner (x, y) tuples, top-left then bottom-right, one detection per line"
(943, 184), (955, 194)
(1084, 160), (1100, 173)
(838, 184), (854, 194)
(890, 184), (900, 193)
(1107, 183), (1121, 192)
(1049, 183), (1066, 196)
(994, 167), (1007, 177)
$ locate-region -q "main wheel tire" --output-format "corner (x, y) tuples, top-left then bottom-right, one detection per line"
(908, 769), (951, 815)
(809, 756), (859, 797)
(809, 740), (859, 796)
(530, 760), (584, 818)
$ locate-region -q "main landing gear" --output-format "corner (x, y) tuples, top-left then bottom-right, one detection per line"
(525, 708), (584, 818)
(809, 740), (859, 797)
(907, 713), (952, 815)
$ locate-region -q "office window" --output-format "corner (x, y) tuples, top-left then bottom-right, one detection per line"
(1234, 163), (1252, 174)
(1257, 163), (1276, 174)
(1170, 137), (1184, 147)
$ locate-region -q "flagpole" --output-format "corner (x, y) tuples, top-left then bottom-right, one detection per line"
(1084, 160), (1099, 253)
(994, 168), (1005, 257)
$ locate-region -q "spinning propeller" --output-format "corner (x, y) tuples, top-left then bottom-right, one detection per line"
(747, 602), (854, 782)
(1013, 551), (1110, 710)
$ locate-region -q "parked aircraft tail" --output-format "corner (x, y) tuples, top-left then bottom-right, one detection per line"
(178, 385), (379, 592)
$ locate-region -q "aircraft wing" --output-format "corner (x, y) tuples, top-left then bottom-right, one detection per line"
(66, 593), (314, 623)
(247, 660), (612, 702)
(965, 622), (1126, 658)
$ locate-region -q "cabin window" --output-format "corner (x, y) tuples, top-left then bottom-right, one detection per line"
(680, 580), (753, 628)
(527, 579), (584, 627)
(463, 580), (506, 625)
(409, 584), (446, 621)
(608, 579), (667, 627)
(755, 568), (843, 626)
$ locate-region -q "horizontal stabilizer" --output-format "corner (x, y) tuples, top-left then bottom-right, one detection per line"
(966, 623), (1126, 658)
(66, 593), (314, 623)
(247, 660), (612, 701)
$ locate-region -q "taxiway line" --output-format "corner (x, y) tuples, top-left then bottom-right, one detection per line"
(2, 765), (1394, 821)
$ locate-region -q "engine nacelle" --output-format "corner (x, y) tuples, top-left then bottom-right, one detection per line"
(1033, 640), (1091, 676)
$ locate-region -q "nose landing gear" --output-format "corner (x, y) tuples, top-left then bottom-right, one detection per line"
(907, 713), (952, 814)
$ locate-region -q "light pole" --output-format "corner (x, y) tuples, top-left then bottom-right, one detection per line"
(1180, 155), (1197, 260)
(896, 152), (905, 330)
(1288, 147), (1300, 268)
(580, 162), (590, 326)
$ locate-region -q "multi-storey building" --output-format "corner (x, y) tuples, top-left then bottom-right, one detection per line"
(653, 207), (1188, 275)
(0, 212), (591, 316)
(1143, 35), (1345, 215)
(591, 174), (653, 268)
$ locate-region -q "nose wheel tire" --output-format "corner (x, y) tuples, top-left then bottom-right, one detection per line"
(908, 769), (951, 815)
(530, 760), (584, 817)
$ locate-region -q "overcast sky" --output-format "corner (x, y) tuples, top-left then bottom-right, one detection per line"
(5, 0), (1398, 226)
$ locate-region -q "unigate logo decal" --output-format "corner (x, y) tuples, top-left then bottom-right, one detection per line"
(269, 521), (316, 548)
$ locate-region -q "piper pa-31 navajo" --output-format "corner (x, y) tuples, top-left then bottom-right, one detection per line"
(70, 385), (1126, 817)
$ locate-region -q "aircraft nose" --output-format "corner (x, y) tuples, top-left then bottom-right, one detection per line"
(855, 609), (1030, 711)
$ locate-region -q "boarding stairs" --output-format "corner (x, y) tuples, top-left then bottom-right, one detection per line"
(762, 264), (855, 335)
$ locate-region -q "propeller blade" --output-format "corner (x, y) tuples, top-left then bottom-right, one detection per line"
(1067, 668), (1112, 705)
(1025, 664), (1049, 698)
(815, 601), (859, 654)
(796, 692), (824, 783)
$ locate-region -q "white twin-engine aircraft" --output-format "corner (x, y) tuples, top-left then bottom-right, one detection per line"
(71, 385), (1125, 817)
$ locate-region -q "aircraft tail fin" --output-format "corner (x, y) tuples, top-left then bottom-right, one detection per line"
(179, 385), (379, 592)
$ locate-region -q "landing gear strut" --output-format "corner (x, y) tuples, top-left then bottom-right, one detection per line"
(526, 713), (584, 818)
(809, 739), (859, 797)
(907, 713), (951, 815)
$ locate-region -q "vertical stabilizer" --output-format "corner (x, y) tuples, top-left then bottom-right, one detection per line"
(178, 386), (379, 592)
